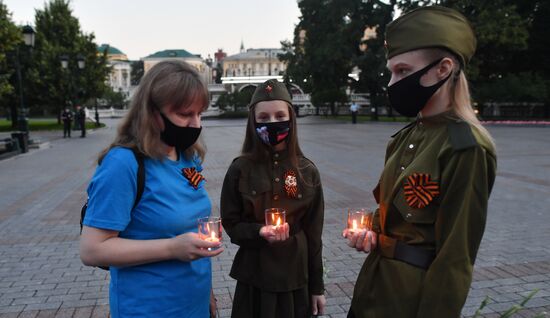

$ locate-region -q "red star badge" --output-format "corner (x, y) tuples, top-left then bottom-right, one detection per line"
(265, 85), (273, 93)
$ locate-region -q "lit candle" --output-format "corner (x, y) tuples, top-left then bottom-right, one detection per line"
(198, 216), (222, 250)
(205, 230), (220, 243)
(347, 208), (373, 234)
(265, 208), (286, 230)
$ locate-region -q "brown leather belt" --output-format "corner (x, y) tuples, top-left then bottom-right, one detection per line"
(378, 234), (435, 270)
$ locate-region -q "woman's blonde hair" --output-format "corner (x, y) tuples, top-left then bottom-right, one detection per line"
(98, 60), (209, 163)
(424, 48), (495, 148)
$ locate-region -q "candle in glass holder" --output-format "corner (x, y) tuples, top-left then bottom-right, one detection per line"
(198, 216), (222, 250)
(347, 208), (373, 234)
(265, 208), (286, 230)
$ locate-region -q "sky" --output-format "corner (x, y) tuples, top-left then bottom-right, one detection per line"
(4, 0), (302, 61)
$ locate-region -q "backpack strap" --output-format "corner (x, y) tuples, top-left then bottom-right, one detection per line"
(80, 148), (146, 234)
(130, 148), (145, 209)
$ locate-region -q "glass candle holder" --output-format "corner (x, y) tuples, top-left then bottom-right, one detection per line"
(265, 208), (286, 229)
(198, 216), (222, 250)
(347, 208), (373, 233)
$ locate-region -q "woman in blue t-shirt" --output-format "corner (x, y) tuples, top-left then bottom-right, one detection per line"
(80, 60), (223, 318)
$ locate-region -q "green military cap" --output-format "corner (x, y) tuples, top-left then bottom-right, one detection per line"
(385, 6), (476, 66)
(249, 79), (292, 108)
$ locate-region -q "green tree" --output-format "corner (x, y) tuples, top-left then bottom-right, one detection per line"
(0, 1), (23, 126)
(283, 0), (358, 115)
(102, 87), (127, 109)
(130, 60), (144, 85)
(25, 0), (109, 119)
(351, 0), (396, 120)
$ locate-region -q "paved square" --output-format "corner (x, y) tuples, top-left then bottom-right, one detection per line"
(0, 117), (549, 317)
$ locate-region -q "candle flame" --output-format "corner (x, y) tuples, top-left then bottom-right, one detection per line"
(276, 217), (281, 227)
(352, 219), (358, 230)
(211, 231), (216, 240)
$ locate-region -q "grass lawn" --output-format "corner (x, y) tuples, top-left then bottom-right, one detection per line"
(0, 119), (105, 132)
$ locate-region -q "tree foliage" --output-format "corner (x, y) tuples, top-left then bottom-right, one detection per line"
(130, 60), (144, 85)
(24, 0), (110, 117)
(282, 0), (549, 118)
(0, 1), (21, 101)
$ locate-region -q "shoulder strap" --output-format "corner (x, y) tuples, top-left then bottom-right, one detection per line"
(447, 121), (478, 151)
(130, 148), (145, 210)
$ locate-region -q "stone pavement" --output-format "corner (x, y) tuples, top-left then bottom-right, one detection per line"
(0, 117), (549, 318)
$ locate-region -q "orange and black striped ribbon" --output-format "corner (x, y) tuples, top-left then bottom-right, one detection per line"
(403, 173), (439, 209)
(182, 167), (206, 190)
(284, 170), (298, 198)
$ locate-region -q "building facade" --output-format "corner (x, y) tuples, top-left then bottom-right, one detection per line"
(97, 44), (132, 98)
(142, 49), (212, 84)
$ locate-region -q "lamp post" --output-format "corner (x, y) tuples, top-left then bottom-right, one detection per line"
(13, 25), (35, 153)
(60, 54), (85, 108)
(60, 54), (86, 131)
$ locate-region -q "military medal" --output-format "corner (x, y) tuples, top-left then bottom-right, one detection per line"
(403, 173), (439, 209)
(182, 167), (206, 189)
(283, 170), (298, 198)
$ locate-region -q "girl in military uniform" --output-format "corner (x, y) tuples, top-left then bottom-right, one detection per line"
(345, 6), (497, 318)
(221, 79), (326, 317)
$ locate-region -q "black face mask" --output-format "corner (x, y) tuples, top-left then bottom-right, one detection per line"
(387, 58), (451, 117)
(255, 121), (290, 146)
(158, 111), (201, 151)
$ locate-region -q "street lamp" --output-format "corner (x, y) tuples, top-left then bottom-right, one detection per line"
(60, 54), (86, 130)
(13, 25), (35, 153)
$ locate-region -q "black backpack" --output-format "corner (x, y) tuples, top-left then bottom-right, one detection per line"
(80, 148), (145, 270)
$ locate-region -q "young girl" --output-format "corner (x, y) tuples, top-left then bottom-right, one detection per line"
(80, 60), (223, 318)
(345, 6), (497, 318)
(221, 79), (326, 317)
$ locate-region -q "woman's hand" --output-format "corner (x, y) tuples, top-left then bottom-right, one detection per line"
(259, 223), (290, 243)
(342, 229), (377, 253)
(209, 289), (217, 318)
(170, 232), (223, 261)
(311, 294), (326, 316)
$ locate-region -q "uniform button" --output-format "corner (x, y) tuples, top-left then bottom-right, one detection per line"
(251, 190), (256, 195)
(274, 161), (279, 165)
(274, 153), (279, 158)
(408, 144), (415, 149)
(419, 121), (423, 127)
(273, 194), (279, 201)
(275, 177), (280, 182)
(400, 166), (405, 171)
(297, 194), (302, 199)
(406, 213), (412, 218)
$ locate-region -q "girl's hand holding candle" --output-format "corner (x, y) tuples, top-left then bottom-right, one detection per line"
(261, 208), (289, 243)
(343, 208), (376, 253)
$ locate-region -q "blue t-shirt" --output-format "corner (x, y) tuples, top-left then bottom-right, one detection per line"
(83, 147), (211, 318)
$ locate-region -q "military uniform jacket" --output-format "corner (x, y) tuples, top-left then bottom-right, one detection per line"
(351, 111), (497, 318)
(220, 150), (325, 294)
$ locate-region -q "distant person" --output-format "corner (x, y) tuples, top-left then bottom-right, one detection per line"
(80, 60), (223, 318)
(75, 105), (86, 138)
(350, 102), (359, 124)
(344, 6), (497, 318)
(61, 108), (73, 138)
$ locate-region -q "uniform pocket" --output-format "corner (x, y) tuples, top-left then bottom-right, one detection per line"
(393, 187), (438, 224)
(238, 177), (272, 196)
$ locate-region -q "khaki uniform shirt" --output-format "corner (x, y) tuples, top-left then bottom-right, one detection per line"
(351, 111), (497, 318)
(220, 151), (325, 294)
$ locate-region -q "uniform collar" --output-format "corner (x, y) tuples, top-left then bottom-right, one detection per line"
(417, 109), (459, 125)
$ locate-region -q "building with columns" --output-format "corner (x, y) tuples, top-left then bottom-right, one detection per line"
(142, 49), (212, 84)
(222, 47), (286, 79)
(97, 44), (132, 98)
